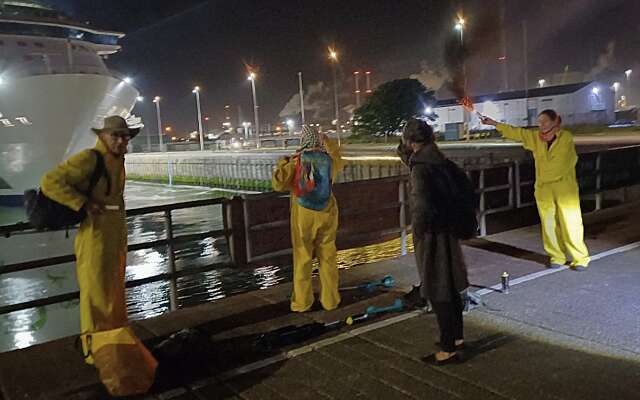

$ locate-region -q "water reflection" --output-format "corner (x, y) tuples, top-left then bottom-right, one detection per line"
(0, 182), (413, 353)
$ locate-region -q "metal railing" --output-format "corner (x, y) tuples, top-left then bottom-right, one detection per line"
(0, 198), (230, 316)
(229, 145), (640, 263)
(3, 145), (640, 316)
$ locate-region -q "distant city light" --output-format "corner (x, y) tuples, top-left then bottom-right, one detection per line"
(625, 69), (632, 80)
(192, 86), (200, 93)
(425, 107), (433, 115)
(247, 72), (256, 81)
(538, 79), (546, 87)
(136, 96), (144, 102)
(153, 96), (161, 103)
(123, 77), (132, 84)
(592, 86), (600, 95)
(165, 126), (172, 132)
(328, 47), (338, 61)
(286, 119), (294, 128)
(613, 82), (621, 91)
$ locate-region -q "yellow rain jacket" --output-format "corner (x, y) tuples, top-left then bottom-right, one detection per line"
(41, 138), (128, 361)
(272, 138), (345, 312)
(496, 123), (590, 267)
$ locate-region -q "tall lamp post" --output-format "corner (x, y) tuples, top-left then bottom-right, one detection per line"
(454, 16), (468, 140)
(613, 82), (621, 109)
(328, 47), (341, 145)
(298, 71), (306, 125)
(153, 96), (163, 152)
(192, 86), (204, 151)
(247, 72), (260, 149)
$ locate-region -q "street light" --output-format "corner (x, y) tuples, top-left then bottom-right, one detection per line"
(538, 79), (546, 88)
(613, 82), (621, 108)
(328, 47), (341, 145)
(136, 96), (144, 102)
(192, 86), (204, 151)
(286, 119), (294, 132)
(454, 16), (468, 140)
(124, 76), (132, 84)
(242, 121), (251, 139)
(152, 96), (164, 151)
(454, 17), (465, 43)
(247, 71), (260, 148)
(592, 86), (600, 95)
(625, 69), (632, 82)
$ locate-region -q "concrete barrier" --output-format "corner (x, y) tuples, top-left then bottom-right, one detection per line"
(125, 152), (408, 191)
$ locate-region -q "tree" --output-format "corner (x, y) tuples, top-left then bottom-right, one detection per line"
(352, 78), (435, 139)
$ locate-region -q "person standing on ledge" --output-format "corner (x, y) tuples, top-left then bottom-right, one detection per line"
(481, 110), (590, 271)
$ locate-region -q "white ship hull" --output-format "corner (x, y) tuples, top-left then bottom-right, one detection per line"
(0, 73), (138, 205)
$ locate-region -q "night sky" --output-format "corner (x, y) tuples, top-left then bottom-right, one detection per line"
(49, 0), (640, 137)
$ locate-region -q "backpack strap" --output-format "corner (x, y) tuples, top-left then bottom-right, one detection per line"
(87, 150), (110, 197)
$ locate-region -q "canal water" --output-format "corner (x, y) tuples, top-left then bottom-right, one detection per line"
(0, 181), (412, 352)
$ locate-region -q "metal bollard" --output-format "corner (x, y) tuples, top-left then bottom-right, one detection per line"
(501, 272), (510, 294)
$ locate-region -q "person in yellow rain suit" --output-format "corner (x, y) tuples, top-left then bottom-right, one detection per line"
(272, 125), (345, 312)
(41, 116), (138, 360)
(481, 110), (590, 271)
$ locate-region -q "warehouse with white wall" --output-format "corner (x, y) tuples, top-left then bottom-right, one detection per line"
(432, 82), (615, 140)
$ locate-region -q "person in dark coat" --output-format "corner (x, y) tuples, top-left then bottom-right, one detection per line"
(401, 118), (470, 365)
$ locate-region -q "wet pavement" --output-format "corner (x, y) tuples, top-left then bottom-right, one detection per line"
(1, 201), (640, 399)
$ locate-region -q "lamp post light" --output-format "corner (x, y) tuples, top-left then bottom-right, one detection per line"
(286, 118), (294, 132)
(538, 79), (546, 88)
(247, 72), (260, 149)
(454, 17), (465, 44)
(152, 96), (163, 152)
(625, 69), (632, 82)
(192, 86), (204, 151)
(613, 82), (621, 109)
(328, 47), (341, 145)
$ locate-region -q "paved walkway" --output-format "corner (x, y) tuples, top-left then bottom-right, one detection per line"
(1, 203), (639, 399)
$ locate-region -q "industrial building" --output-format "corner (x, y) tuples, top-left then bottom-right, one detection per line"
(432, 82), (616, 140)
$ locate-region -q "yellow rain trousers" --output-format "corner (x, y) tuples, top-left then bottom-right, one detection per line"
(41, 139), (128, 362)
(272, 138), (345, 312)
(497, 123), (590, 267)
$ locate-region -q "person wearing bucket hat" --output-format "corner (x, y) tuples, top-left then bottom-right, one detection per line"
(272, 125), (345, 312)
(41, 115), (137, 361)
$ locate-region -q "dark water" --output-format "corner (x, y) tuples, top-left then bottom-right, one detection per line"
(0, 181), (410, 352)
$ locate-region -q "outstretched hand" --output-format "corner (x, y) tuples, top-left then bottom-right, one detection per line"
(480, 116), (498, 126)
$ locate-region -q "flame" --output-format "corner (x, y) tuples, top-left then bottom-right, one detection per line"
(460, 96), (474, 112)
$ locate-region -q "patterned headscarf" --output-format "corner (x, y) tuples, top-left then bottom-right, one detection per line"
(299, 125), (323, 151)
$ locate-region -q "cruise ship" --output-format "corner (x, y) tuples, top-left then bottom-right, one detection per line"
(0, 0), (139, 206)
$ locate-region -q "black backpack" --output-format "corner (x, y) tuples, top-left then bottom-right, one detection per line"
(426, 159), (479, 240)
(24, 150), (107, 230)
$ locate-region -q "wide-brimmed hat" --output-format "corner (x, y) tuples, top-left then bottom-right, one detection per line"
(91, 115), (140, 137)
